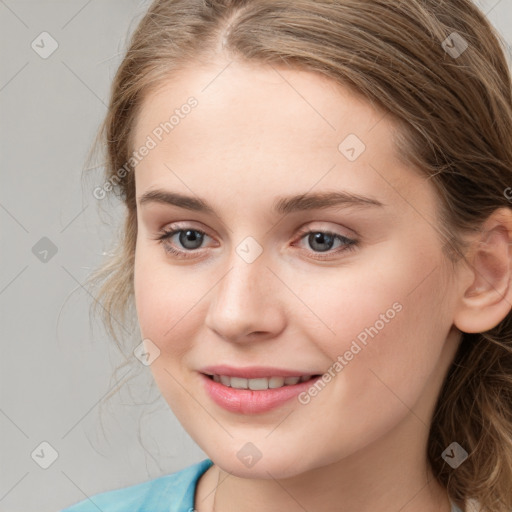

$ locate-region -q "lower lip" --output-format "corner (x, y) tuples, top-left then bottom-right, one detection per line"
(200, 373), (321, 414)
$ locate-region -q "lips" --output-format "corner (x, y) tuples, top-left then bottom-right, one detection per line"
(198, 365), (323, 414)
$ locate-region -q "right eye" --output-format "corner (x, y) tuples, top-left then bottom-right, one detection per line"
(154, 226), (213, 259)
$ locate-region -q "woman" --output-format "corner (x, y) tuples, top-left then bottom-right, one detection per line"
(61, 0), (512, 511)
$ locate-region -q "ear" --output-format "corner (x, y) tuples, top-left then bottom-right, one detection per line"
(453, 208), (512, 334)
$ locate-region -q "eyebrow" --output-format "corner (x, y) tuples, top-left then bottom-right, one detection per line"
(138, 189), (385, 214)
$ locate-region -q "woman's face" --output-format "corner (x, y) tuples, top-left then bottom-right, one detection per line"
(132, 59), (464, 478)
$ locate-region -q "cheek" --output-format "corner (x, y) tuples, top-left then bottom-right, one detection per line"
(316, 243), (450, 414)
(133, 246), (204, 410)
(133, 244), (201, 352)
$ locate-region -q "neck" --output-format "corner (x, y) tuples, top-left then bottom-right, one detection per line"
(210, 460), (450, 512)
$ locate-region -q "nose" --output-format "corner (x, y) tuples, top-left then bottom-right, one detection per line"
(204, 252), (287, 344)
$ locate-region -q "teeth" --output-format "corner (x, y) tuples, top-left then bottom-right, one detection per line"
(248, 378), (268, 391)
(230, 377), (248, 389)
(268, 376), (285, 388)
(210, 374), (315, 390)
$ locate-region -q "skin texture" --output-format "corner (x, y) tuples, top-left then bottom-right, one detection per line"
(131, 57), (512, 512)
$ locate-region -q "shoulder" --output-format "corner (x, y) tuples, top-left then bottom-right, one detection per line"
(59, 458), (214, 512)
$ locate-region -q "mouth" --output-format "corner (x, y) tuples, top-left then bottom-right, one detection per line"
(200, 370), (324, 414)
(202, 373), (322, 390)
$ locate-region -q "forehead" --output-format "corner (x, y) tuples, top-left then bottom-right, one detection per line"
(133, 60), (394, 151)
(131, 60), (420, 213)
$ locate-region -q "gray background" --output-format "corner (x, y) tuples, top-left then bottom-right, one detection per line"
(1, 1), (511, 511)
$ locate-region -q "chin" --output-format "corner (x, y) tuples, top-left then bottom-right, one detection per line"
(204, 443), (314, 480)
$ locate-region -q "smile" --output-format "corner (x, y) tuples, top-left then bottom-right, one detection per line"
(205, 374), (320, 390)
(200, 372), (323, 414)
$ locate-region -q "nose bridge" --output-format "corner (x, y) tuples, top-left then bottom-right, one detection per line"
(204, 242), (285, 341)
(217, 231), (271, 304)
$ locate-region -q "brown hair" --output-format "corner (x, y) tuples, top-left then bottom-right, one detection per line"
(84, 1), (512, 509)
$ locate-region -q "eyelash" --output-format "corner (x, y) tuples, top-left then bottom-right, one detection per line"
(153, 225), (358, 261)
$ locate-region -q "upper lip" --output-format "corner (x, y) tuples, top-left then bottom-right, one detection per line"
(199, 365), (321, 379)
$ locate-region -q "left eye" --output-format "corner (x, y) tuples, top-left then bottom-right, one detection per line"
(294, 230), (356, 253)
(291, 228), (358, 260)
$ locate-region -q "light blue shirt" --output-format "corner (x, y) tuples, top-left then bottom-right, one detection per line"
(60, 458), (214, 512)
(60, 457), (464, 512)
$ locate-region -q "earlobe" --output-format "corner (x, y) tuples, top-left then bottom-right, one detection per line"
(453, 208), (512, 334)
